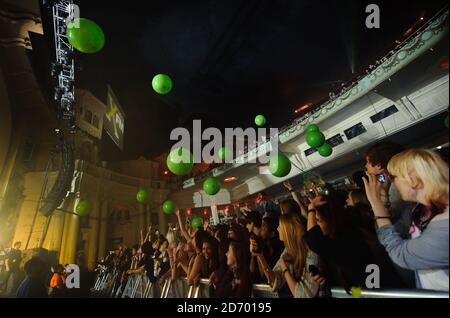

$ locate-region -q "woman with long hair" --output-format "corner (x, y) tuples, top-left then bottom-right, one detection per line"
(253, 213), (320, 298)
(214, 240), (252, 298)
(364, 149), (449, 291)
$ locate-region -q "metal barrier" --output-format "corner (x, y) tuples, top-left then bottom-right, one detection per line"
(91, 272), (449, 298)
(330, 287), (449, 299)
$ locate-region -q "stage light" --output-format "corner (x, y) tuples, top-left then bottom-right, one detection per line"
(420, 17), (424, 21)
(224, 177), (237, 183)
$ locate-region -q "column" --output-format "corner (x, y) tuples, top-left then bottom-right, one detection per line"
(59, 196), (80, 265)
(97, 200), (108, 260)
(86, 199), (100, 270)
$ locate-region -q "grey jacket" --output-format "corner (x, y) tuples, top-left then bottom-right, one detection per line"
(377, 213), (449, 291)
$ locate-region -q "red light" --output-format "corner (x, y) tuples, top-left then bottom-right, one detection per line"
(224, 177), (237, 183)
(163, 170), (169, 176)
(440, 56), (449, 69)
(203, 209), (209, 216)
(186, 208), (191, 216)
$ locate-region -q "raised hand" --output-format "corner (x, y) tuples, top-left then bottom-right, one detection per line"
(283, 180), (293, 191)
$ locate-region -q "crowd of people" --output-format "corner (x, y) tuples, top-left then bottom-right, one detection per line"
(0, 244), (94, 298)
(97, 143), (449, 298)
(2, 143), (448, 298)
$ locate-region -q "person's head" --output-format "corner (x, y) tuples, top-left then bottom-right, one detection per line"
(261, 217), (279, 240)
(226, 240), (249, 274)
(365, 142), (404, 175)
(193, 229), (210, 253)
(387, 149), (449, 209)
(131, 244), (140, 256)
(279, 199), (301, 215)
(159, 239), (169, 253)
(315, 192), (350, 238)
(346, 189), (370, 208)
(256, 191), (267, 204)
(214, 224), (229, 243)
(245, 211), (262, 233)
(277, 213), (308, 279)
(228, 223), (249, 244)
(351, 170), (366, 190)
(24, 257), (45, 278)
(13, 241), (21, 250)
(202, 237), (219, 269)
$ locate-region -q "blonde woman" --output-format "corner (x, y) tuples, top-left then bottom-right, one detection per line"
(364, 149), (449, 291)
(252, 213), (321, 298)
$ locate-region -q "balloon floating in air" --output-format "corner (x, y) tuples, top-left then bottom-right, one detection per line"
(192, 217), (203, 229)
(306, 124), (320, 134)
(166, 147), (194, 176)
(76, 200), (91, 217)
(254, 115), (267, 127)
(218, 146), (230, 162)
(66, 18), (105, 54)
(203, 177), (221, 196)
(318, 143), (333, 157)
(269, 153), (292, 178)
(162, 200), (176, 215)
(152, 74), (173, 95)
(306, 131), (325, 148)
(136, 189), (149, 204)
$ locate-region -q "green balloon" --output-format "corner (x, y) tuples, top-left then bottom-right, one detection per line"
(306, 124), (320, 133)
(218, 147), (229, 161)
(192, 217), (203, 229)
(318, 144), (333, 157)
(166, 147), (194, 176)
(66, 18), (105, 54)
(76, 200), (91, 217)
(269, 153), (292, 178)
(136, 189), (149, 203)
(445, 114), (449, 129)
(162, 200), (176, 215)
(203, 177), (221, 196)
(255, 115), (267, 127)
(152, 74), (173, 95)
(306, 131), (326, 148)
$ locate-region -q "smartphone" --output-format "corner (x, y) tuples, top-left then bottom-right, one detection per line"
(376, 174), (386, 183)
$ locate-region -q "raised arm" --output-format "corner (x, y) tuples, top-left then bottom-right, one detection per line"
(176, 209), (191, 242)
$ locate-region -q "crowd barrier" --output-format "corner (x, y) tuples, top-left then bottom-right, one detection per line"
(91, 272), (449, 299)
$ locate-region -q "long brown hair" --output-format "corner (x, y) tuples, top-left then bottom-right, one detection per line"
(278, 213), (308, 280)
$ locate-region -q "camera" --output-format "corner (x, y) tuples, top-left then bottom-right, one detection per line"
(376, 174), (386, 183)
(250, 234), (263, 254)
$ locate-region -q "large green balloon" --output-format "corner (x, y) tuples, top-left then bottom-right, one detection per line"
(76, 200), (91, 217)
(162, 200), (176, 215)
(318, 143), (333, 157)
(136, 189), (149, 203)
(269, 153), (292, 178)
(166, 147), (194, 176)
(152, 74), (173, 95)
(66, 18), (105, 54)
(203, 177), (221, 196)
(306, 131), (326, 148)
(445, 114), (449, 129)
(192, 217), (203, 229)
(218, 146), (229, 162)
(255, 115), (267, 127)
(306, 124), (320, 133)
